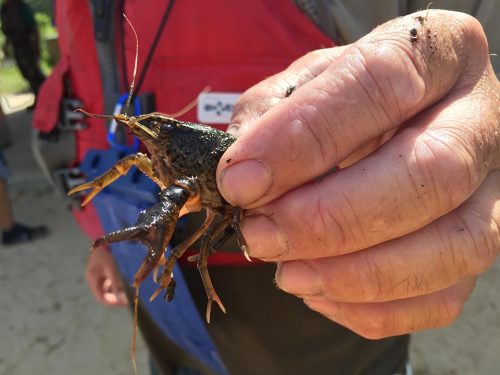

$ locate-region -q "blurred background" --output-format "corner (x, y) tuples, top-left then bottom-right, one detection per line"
(0, 1), (499, 374)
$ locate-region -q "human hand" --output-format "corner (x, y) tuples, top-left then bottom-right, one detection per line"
(217, 10), (500, 338)
(85, 244), (128, 307)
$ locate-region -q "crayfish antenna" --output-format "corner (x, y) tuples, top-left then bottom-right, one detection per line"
(122, 13), (138, 116)
(131, 285), (139, 375)
(74, 108), (115, 120)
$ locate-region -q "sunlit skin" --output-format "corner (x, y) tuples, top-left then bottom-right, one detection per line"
(216, 10), (500, 339)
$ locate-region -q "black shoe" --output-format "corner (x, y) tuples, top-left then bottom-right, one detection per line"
(2, 223), (49, 246)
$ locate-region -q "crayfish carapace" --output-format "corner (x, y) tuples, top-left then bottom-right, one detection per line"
(69, 111), (251, 322)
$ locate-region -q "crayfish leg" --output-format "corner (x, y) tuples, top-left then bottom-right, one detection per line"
(151, 209), (216, 301)
(67, 153), (165, 206)
(91, 226), (143, 250)
(231, 207), (251, 262)
(197, 219), (234, 323)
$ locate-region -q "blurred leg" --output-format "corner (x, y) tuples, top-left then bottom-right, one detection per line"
(0, 179), (14, 231)
(0, 152), (48, 245)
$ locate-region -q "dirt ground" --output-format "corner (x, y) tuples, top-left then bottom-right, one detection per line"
(1, 97), (499, 375)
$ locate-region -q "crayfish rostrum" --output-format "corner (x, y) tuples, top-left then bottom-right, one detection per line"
(68, 111), (250, 322)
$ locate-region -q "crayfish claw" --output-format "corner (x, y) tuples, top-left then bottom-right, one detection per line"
(68, 178), (110, 206)
(68, 181), (101, 206)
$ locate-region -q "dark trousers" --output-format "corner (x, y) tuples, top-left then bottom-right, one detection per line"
(141, 263), (409, 375)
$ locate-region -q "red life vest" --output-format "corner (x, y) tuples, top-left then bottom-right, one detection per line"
(34, 0), (333, 262)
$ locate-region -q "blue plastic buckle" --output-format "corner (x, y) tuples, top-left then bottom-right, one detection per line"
(107, 93), (141, 153)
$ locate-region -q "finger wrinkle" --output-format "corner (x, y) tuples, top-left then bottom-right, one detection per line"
(354, 39), (426, 112)
(289, 98), (337, 168)
(436, 284), (467, 327)
(334, 188), (367, 252)
(456, 206), (500, 275)
(346, 47), (392, 130)
(358, 250), (386, 301)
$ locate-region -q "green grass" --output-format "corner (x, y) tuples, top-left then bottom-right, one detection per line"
(0, 62), (30, 95)
(0, 59), (53, 96)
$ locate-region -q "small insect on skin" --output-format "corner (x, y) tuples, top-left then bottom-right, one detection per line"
(415, 15), (425, 25)
(410, 28), (418, 44)
(285, 85), (296, 98)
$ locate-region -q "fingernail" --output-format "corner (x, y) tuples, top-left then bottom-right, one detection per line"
(219, 160), (273, 206)
(226, 123), (240, 136)
(276, 261), (323, 296)
(241, 215), (288, 259)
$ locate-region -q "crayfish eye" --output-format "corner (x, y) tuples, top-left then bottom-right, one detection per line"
(160, 123), (173, 135)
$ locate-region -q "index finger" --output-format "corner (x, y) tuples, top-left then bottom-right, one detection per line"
(217, 10), (485, 208)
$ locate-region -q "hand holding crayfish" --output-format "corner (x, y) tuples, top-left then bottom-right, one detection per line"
(217, 10), (500, 338)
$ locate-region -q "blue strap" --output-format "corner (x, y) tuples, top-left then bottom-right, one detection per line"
(107, 93), (141, 153)
(81, 149), (228, 374)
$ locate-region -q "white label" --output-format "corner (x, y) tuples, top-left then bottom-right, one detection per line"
(197, 92), (241, 124)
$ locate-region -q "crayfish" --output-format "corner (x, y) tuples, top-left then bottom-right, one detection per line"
(69, 111), (250, 322)
(67, 15), (250, 325)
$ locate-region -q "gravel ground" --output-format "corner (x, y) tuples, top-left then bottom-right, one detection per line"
(1, 97), (498, 375)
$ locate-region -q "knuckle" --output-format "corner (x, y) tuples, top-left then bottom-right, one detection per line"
(349, 42), (425, 121)
(311, 187), (360, 256)
(458, 209), (500, 275)
(291, 49), (324, 68)
(291, 98), (338, 167)
(412, 129), (481, 210)
(295, 186), (344, 257)
(454, 13), (489, 55)
(437, 290), (465, 327)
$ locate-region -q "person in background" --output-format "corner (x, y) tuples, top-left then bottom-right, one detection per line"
(0, 105), (48, 245)
(0, 0), (45, 106)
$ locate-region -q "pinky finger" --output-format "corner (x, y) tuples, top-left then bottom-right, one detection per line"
(303, 277), (477, 339)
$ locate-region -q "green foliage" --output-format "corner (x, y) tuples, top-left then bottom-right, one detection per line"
(0, 63), (29, 95)
(24, 0), (53, 16)
(0, 3), (57, 95)
(35, 12), (58, 68)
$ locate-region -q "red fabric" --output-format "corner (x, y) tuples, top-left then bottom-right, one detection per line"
(32, 57), (68, 132)
(35, 0), (334, 265)
(72, 203), (105, 241)
(180, 250), (264, 267)
(121, 1), (333, 124)
(33, 0), (108, 160)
